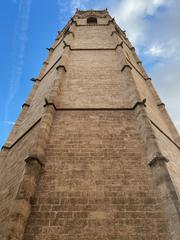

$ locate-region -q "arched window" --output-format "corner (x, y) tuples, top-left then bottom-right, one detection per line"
(87, 17), (97, 25)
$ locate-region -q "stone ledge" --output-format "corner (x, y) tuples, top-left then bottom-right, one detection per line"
(1, 145), (11, 150)
(63, 43), (124, 51)
(115, 42), (123, 49)
(121, 64), (132, 72)
(46, 47), (54, 52)
(56, 64), (67, 72)
(71, 18), (78, 26)
(157, 102), (165, 107)
(145, 77), (152, 81)
(63, 40), (72, 50)
(66, 30), (75, 38)
(148, 153), (169, 166)
(44, 99), (146, 112)
(30, 78), (41, 82)
(43, 61), (49, 65)
(43, 98), (57, 111)
(76, 8), (108, 18)
(137, 60), (142, 64)
(22, 103), (30, 108)
(111, 31), (118, 36)
(24, 155), (43, 166)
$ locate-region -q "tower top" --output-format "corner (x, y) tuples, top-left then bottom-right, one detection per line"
(75, 9), (109, 18)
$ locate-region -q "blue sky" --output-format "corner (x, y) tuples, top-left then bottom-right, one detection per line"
(0, 0), (180, 147)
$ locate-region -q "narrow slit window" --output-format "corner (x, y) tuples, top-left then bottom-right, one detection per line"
(87, 17), (97, 25)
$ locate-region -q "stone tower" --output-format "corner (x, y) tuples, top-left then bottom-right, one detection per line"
(0, 9), (180, 240)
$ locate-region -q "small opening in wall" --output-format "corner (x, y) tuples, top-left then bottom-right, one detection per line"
(87, 17), (97, 24)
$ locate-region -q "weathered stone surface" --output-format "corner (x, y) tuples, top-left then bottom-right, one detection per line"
(23, 111), (172, 239)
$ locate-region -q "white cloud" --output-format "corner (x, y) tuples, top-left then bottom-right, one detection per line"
(111, 0), (172, 44)
(5, 0), (32, 121)
(145, 45), (164, 57)
(3, 121), (15, 125)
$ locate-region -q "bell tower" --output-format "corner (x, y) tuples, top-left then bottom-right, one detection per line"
(0, 9), (180, 240)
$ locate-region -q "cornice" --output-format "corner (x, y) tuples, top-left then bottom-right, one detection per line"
(75, 9), (109, 19)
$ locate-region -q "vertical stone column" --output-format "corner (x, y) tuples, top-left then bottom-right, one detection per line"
(135, 104), (180, 240)
(5, 102), (55, 240)
(117, 44), (180, 239)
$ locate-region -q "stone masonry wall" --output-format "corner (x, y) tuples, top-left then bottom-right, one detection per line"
(24, 111), (171, 240)
(59, 50), (132, 108)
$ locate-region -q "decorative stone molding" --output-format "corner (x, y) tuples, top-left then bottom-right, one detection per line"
(46, 47), (54, 52)
(63, 40), (71, 50)
(43, 98), (57, 111)
(43, 99), (146, 112)
(62, 43), (124, 52)
(24, 155), (43, 167)
(56, 64), (67, 72)
(43, 61), (49, 65)
(1, 145), (11, 150)
(121, 64), (132, 72)
(115, 42), (123, 49)
(137, 60), (142, 64)
(108, 18), (115, 24)
(66, 30), (75, 38)
(133, 98), (146, 108)
(157, 102), (165, 107)
(30, 78), (41, 82)
(71, 18), (78, 26)
(76, 10), (109, 19)
(22, 103), (30, 108)
(148, 153), (169, 166)
(145, 77), (152, 81)
(111, 31), (118, 36)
